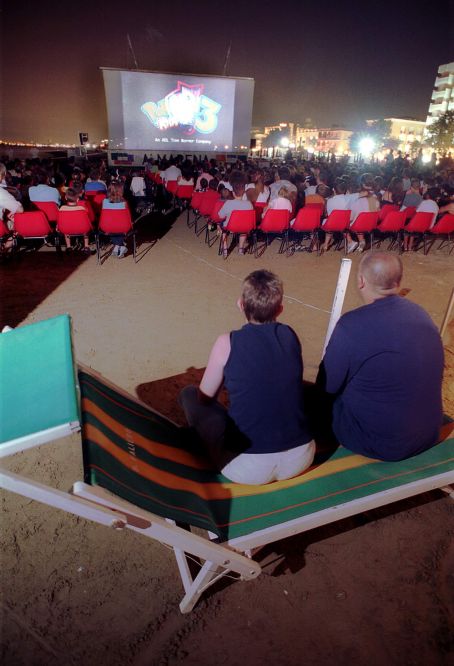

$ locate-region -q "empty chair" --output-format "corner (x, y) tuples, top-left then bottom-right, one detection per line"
(320, 209), (351, 253)
(13, 211), (56, 250)
(403, 212), (434, 254)
(97, 208), (136, 263)
(57, 209), (94, 254)
(426, 214), (454, 254)
(220, 209), (256, 258)
(290, 207), (322, 254)
(259, 209), (291, 254)
(376, 210), (406, 252)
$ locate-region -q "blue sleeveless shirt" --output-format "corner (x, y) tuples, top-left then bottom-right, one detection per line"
(223, 322), (312, 454)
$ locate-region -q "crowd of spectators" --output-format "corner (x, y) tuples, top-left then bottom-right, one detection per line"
(1, 149), (453, 256)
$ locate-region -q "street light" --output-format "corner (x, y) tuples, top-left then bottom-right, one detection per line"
(358, 136), (375, 156)
(280, 137), (290, 148)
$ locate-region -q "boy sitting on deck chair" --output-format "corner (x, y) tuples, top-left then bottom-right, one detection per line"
(179, 270), (315, 484)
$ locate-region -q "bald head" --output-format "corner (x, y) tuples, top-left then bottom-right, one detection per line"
(358, 252), (403, 300)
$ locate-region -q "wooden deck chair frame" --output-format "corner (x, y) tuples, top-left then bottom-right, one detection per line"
(1, 272), (453, 615)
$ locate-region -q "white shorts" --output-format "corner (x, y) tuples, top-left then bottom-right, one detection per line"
(221, 440), (316, 485)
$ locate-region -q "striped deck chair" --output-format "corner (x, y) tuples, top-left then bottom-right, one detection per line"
(1, 316), (454, 614)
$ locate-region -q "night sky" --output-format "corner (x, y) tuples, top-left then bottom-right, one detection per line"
(1, 0), (453, 144)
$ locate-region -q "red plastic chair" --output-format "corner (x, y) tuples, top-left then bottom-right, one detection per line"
(322, 209), (351, 253)
(0, 219), (15, 254)
(259, 209), (291, 254)
(378, 204), (399, 223)
(350, 212), (379, 248)
(13, 211), (56, 249)
(377, 211), (406, 252)
(33, 201), (59, 226)
(253, 202), (267, 223)
(98, 208), (135, 263)
(57, 209), (93, 248)
(187, 191), (204, 228)
(426, 214), (454, 254)
(165, 180), (178, 195)
(220, 209), (256, 257)
(290, 207), (322, 254)
(195, 190), (220, 236)
(404, 212), (434, 255)
(403, 206), (417, 222)
(175, 184), (194, 209)
(205, 199), (225, 246)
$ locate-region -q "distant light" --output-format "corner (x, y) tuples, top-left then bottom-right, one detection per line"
(422, 154), (431, 163)
(280, 137), (290, 148)
(358, 137), (375, 155)
(307, 147), (315, 154)
(224, 145), (229, 149)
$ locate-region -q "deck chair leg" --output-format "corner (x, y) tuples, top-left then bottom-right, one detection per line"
(179, 560), (225, 614)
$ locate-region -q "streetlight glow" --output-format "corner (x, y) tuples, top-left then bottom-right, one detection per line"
(358, 137), (375, 155)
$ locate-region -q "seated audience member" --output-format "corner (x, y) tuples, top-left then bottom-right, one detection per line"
(245, 168), (270, 205)
(130, 170), (146, 197)
(317, 252), (443, 461)
(84, 168), (107, 194)
(269, 166), (297, 204)
(320, 179), (349, 252)
(29, 170), (60, 204)
(381, 177), (404, 207)
(59, 187), (94, 254)
(346, 173), (379, 253)
(263, 186), (292, 216)
(403, 186), (440, 252)
(305, 183), (330, 208)
(218, 171), (254, 256)
(401, 178), (423, 210)
(177, 168), (194, 186)
(101, 182), (129, 258)
(196, 177), (209, 192)
(0, 162), (24, 219)
(179, 270), (315, 484)
(163, 159), (182, 184)
(196, 168), (213, 190)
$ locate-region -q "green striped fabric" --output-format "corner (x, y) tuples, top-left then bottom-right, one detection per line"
(79, 369), (454, 542)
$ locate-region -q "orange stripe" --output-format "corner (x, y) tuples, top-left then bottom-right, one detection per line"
(83, 398), (211, 470)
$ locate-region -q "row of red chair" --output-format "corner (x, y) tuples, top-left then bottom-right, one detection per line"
(7, 208), (135, 264)
(186, 190), (454, 257)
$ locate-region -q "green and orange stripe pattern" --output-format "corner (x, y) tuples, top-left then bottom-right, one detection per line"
(79, 370), (454, 541)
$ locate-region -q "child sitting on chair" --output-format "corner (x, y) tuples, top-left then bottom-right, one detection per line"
(262, 186), (293, 217)
(59, 187), (94, 253)
(179, 270), (315, 484)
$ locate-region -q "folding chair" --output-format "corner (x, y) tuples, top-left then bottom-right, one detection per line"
(425, 214), (454, 254)
(376, 211), (406, 252)
(97, 207), (136, 263)
(1, 315), (453, 615)
(57, 209), (94, 251)
(258, 209), (291, 255)
(195, 191), (220, 237)
(13, 211), (58, 251)
(349, 212), (379, 250)
(219, 209), (256, 258)
(321, 209), (351, 254)
(289, 207), (322, 254)
(403, 212), (434, 255)
(187, 191), (204, 228)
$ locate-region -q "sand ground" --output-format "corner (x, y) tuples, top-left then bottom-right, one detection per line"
(1, 212), (454, 666)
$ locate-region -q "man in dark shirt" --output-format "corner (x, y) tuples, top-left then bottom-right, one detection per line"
(317, 252), (444, 460)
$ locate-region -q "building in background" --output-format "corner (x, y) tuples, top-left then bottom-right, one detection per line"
(384, 117), (426, 154)
(426, 61), (454, 127)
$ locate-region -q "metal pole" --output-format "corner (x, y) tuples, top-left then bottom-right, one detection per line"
(322, 258), (352, 357)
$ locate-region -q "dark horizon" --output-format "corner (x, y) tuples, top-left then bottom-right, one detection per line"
(1, 0), (453, 144)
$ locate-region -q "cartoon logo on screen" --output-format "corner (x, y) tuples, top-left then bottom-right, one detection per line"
(141, 81), (221, 135)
